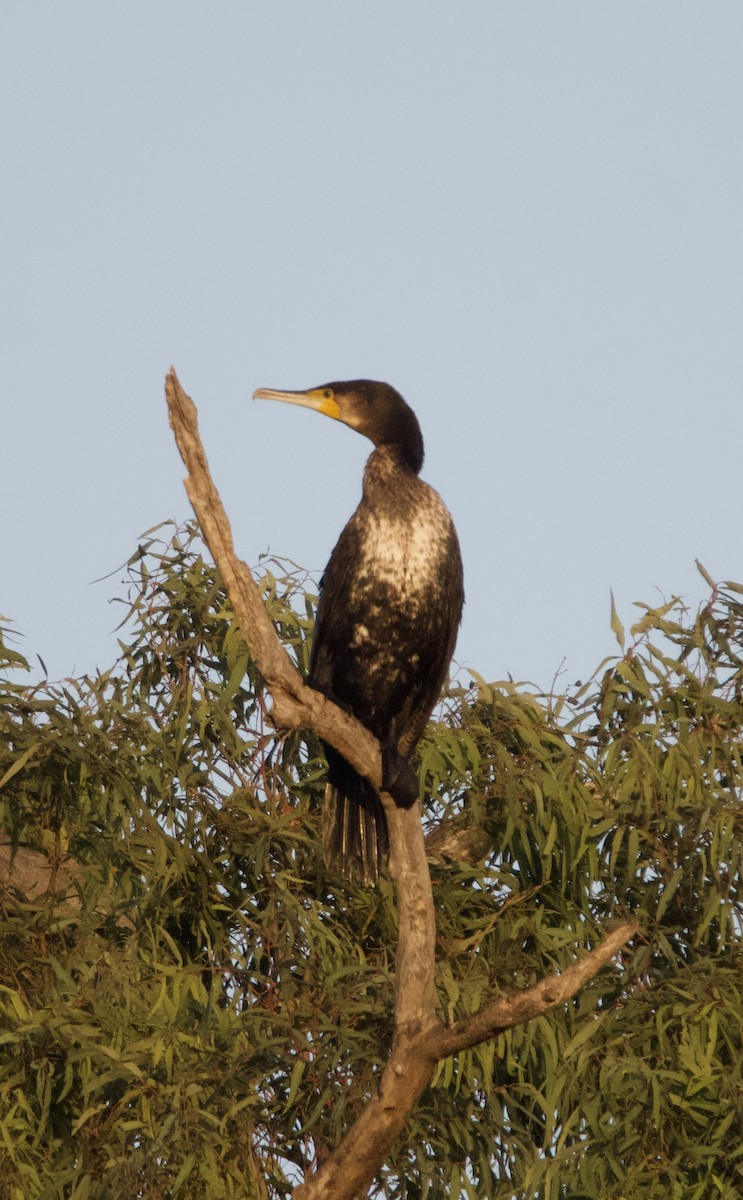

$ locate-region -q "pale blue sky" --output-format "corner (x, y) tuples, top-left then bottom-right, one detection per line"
(2, 4), (741, 689)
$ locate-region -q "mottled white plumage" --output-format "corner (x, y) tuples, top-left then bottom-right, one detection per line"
(348, 448), (455, 613)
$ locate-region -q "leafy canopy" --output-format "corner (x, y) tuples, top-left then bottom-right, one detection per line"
(0, 522), (741, 1199)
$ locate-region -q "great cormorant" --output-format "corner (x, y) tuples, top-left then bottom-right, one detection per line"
(254, 380), (464, 885)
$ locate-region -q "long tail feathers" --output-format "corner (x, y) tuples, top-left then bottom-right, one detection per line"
(322, 754), (389, 887)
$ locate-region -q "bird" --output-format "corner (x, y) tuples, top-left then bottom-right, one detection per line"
(253, 379), (464, 886)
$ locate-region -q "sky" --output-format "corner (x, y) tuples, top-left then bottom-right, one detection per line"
(2, 4), (742, 692)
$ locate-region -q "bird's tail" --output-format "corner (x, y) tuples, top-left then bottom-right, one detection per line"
(322, 750), (389, 887)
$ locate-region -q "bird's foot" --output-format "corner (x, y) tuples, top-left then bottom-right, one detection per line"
(381, 745), (419, 809)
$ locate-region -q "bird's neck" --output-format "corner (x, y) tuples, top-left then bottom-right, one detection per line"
(362, 446), (428, 514)
(373, 435), (423, 476)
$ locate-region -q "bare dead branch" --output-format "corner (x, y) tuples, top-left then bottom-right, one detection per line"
(165, 369), (637, 1200)
(165, 369), (384, 789)
(294, 806), (441, 1200)
(420, 920), (637, 1061)
(294, 921), (637, 1200)
(167, 368), (444, 1200)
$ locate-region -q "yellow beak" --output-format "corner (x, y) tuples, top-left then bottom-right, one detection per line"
(253, 387), (341, 421)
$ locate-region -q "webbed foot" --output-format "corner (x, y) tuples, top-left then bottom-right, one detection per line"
(381, 745), (419, 809)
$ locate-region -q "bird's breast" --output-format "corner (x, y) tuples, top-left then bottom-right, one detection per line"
(348, 502), (452, 609)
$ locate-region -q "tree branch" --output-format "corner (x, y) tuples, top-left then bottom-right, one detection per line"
(165, 369), (383, 788)
(167, 369), (443, 1198)
(420, 920), (637, 1060)
(165, 369), (637, 1200)
(293, 802), (440, 1200)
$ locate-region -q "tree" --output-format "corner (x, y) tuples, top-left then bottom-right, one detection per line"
(0, 375), (740, 1198)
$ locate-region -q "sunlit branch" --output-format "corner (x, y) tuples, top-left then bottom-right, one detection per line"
(165, 368), (637, 1200)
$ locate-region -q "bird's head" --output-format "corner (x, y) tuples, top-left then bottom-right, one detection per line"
(253, 379), (424, 473)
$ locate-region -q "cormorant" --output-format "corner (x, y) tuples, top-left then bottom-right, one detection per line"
(253, 380), (464, 885)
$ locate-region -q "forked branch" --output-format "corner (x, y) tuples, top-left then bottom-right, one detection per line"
(165, 369), (636, 1200)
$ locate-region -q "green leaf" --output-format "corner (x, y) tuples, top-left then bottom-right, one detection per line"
(0, 743), (41, 790)
(696, 559), (717, 588)
(610, 589), (625, 650)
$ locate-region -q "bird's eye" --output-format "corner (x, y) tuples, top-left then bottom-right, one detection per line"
(324, 389), (333, 399)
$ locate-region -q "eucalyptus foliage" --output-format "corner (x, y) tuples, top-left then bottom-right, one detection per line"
(0, 522), (740, 1198)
